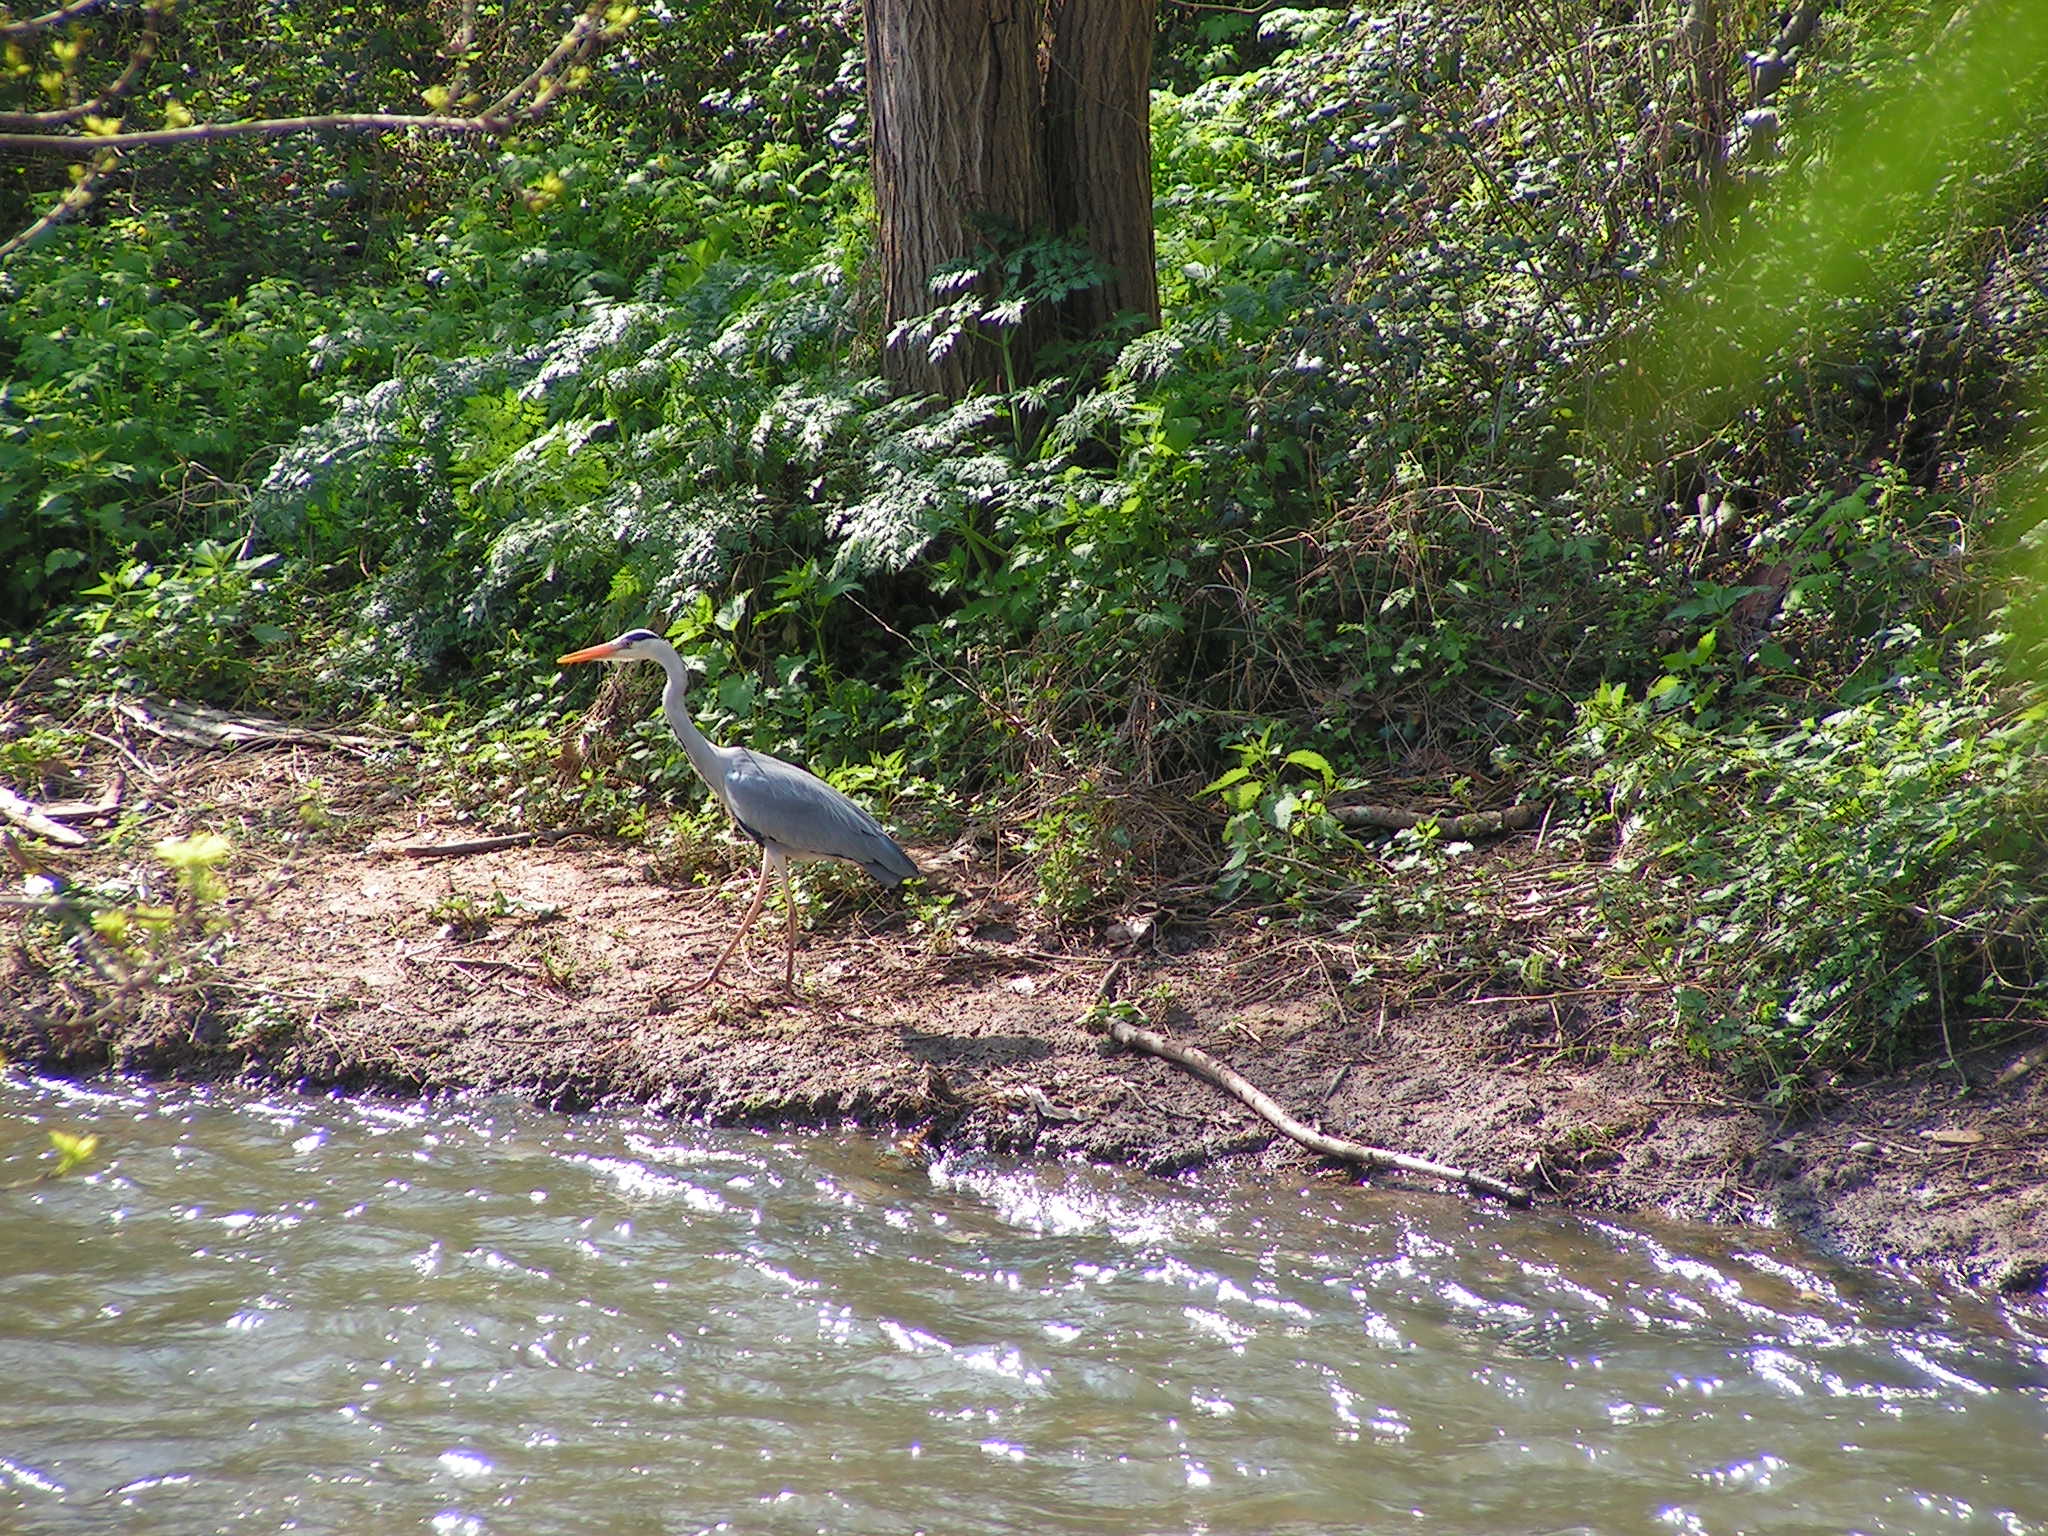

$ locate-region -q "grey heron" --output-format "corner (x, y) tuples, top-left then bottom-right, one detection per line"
(557, 628), (917, 990)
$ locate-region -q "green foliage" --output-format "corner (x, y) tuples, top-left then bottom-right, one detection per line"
(7, 0), (2046, 1092)
(0, 723), (87, 784)
(427, 884), (532, 942)
(1024, 780), (1140, 921)
(888, 227), (1112, 410)
(1203, 727), (1351, 902)
(1626, 1), (2048, 454)
(1574, 663), (2047, 1097)
(0, 1129), (105, 1190)
(0, 224), (327, 630)
(903, 881), (963, 953)
(14, 831), (235, 1033)
(45, 1130), (100, 1179)
(69, 542), (291, 702)
(152, 831), (235, 934)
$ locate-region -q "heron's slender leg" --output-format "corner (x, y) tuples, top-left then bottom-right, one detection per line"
(781, 858), (798, 989)
(695, 848), (773, 991)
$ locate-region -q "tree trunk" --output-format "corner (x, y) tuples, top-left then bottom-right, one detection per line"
(865, 0), (1052, 399)
(1044, 0), (1159, 341)
(865, 0), (1159, 399)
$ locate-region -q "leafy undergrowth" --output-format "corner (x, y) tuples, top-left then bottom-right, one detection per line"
(4, 0), (2047, 1102)
(5, 658), (2041, 1113)
(1577, 663), (2048, 1099)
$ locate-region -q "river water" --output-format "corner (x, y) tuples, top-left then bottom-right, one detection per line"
(2, 1074), (2044, 1535)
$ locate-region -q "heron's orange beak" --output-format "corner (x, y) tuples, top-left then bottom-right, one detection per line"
(557, 641), (622, 665)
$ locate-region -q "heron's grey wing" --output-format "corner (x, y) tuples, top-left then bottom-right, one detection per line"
(721, 749), (918, 884)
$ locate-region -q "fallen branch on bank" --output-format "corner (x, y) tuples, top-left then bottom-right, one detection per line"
(378, 830), (581, 859)
(117, 697), (390, 754)
(0, 784), (88, 846)
(1085, 965), (1532, 1207)
(1330, 800), (1544, 837)
(34, 773), (125, 827)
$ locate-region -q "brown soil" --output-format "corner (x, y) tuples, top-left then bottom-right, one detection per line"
(4, 717), (2045, 1296)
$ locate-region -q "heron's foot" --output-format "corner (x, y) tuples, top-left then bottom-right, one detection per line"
(652, 967), (727, 1011)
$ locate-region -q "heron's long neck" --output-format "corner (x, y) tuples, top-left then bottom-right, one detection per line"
(652, 644), (726, 787)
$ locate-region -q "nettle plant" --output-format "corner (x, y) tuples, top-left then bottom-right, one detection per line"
(68, 541), (292, 703)
(1574, 656), (2048, 1098)
(1203, 727), (1353, 902)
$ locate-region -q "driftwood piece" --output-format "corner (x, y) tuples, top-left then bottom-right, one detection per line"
(38, 773), (125, 825)
(378, 830), (579, 859)
(117, 697), (389, 754)
(1087, 967), (1532, 1207)
(0, 785), (88, 846)
(1331, 800), (1543, 838)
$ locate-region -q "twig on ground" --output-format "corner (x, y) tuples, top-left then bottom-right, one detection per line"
(37, 773), (124, 823)
(998, 1082), (1088, 1122)
(415, 955), (540, 976)
(1995, 1042), (2048, 1088)
(1642, 1095), (1774, 1113)
(1085, 962), (1532, 1206)
(80, 727), (163, 781)
(1318, 1062), (1351, 1112)
(380, 830), (580, 858)
(117, 698), (390, 754)
(0, 785), (88, 846)
(1464, 983), (1669, 1005)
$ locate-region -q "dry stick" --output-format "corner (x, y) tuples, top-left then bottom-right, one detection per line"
(1331, 800), (1544, 837)
(1102, 1014), (1532, 1206)
(116, 697), (388, 753)
(412, 955), (539, 975)
(384, 830), (580, 859)
(0, 785), (88, 847)
(1087, 966), (1532, 1207)
(0, 111), (516, 155)
(1464, 983), (1667, 1005)
(38, 773), (124, 822)
(80, 727), (161, 781)
(0, 0), (110, 43)
(24, 773), (125, 830)
(0, 165), (105, 261)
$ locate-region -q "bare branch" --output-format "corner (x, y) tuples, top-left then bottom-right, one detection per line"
(0, 0), (609, 156)
(1748, 1), (1824, 103)
(0, 784), (90, 846)
(477, 0), (607, 121)
(0, 147), (112, 260)
(0, 0), (162, 131)
(0, 0), (112, 43)
(1082, 963), (1533, 1206)
(1089, 995), (1533, 1206)
(0, 109), (531, 155)
(376, 831), (583, 859)
(0, 0), (622, 258)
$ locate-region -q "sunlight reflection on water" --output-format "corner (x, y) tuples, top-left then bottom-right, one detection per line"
(1, 1074), (2044, 1536)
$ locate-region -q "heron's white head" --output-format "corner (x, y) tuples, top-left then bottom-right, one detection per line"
(557, 627), (670, 667)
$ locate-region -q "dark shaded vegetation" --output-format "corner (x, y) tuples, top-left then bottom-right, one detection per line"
(3, 0), (2044, 1103)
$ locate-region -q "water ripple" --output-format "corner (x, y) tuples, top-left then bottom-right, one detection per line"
(2, 1075), (2044, 1536)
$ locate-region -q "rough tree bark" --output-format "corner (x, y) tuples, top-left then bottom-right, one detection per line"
(1043, 0), (1160, 342)
(864, 0), (1160, 399)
